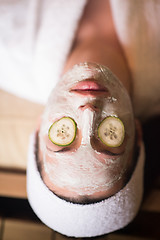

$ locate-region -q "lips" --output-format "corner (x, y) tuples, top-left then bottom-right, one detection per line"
(70, 80), (108, 96)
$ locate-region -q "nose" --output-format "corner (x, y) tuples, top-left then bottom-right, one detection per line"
(79, 103), (99, 112)
(78, 107), (96, 146)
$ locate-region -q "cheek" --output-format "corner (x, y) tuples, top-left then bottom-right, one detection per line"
(43, 134), (62, 152)
(42, 153), (61, 182)
(44, 153), (58, 167)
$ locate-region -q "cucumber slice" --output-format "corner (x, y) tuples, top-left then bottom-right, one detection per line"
(98, 116), (125, 147)
(48, 117), (77, 146)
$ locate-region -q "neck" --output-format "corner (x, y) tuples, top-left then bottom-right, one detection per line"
(62, 0), (132, 97)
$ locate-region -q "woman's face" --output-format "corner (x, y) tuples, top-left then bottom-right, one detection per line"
(39, 62), (135, 202)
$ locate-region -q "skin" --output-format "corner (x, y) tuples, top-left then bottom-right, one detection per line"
(63, 0), (132, 95)
(37, 0), (142, 203)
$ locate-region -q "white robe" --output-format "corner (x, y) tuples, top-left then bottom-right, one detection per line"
(0, 0), (159, 120)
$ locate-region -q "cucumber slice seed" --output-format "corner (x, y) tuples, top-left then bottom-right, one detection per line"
(98, 116), (125, 147)
(48, 117), (77, 146)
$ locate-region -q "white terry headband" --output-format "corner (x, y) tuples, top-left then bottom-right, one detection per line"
(27, 132), (145, 238)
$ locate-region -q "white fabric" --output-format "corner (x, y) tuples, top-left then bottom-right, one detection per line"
(110, 0), (160, 120)
(0, 0), (160, 119)
(27, 132), (145, 237)
(0, 0), (87, 104)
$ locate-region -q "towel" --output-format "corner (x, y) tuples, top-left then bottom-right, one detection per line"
(0, 0), (87, 104)
(27, 132), (145, 237)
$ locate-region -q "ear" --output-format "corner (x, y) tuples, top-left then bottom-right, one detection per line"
(135, 118), (143, 147)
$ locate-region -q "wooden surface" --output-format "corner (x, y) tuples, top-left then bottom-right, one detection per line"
(2, 219), (53, 240)
(0, 170), (26, 198)
(0, 90), (44, 170)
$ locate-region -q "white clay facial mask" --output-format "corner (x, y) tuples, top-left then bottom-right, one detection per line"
(39, 62), (135, 197)
(43, 108), (129, 196)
